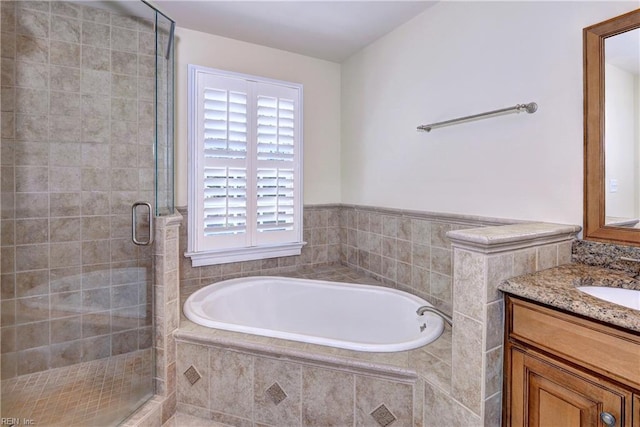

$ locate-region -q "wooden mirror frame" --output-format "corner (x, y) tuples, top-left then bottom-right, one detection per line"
(584, 8), (640, 245)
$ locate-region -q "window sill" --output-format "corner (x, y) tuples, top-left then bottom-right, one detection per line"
(185, 242), (306, 267)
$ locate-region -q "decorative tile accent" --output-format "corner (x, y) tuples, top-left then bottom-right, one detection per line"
(183, 365), (201, 386)
(265, 382), (287, 406)
(370, 404), (397, 427)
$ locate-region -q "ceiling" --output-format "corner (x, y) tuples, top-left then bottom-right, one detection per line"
(153, 1), (437, 62)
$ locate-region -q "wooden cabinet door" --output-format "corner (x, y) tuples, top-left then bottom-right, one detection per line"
(508, 348), (632, 427)
(633, 395), (639, 427)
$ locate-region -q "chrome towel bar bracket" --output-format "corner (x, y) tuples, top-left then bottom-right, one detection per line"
(417, 102), (538, 132)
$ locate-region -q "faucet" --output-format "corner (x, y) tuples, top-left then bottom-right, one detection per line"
(417, 306), (453, 327)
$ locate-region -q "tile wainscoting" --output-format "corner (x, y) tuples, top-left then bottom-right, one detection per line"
(124, 206), (582, 426)
(177, 204), (514, 315)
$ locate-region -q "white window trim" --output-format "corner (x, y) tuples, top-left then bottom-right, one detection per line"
(186, 64), (304, 266)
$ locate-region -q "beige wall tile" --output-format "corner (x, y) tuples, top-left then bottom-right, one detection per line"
(302, 366), (354, 427)
(112, 14), (139, 31)
(112, 74), (137, 98)
(81, 68), (111, 94)
(1, 246), (15, 273)
(51, 316), (82, 343)
(486, 253), (513, 303)
(2, 326), (17, 353)
(513, 248), (536, 276)
(15, 61), (48, 90)
(81, 335), (110, 362)
(82, 5), (110, 24)
(81, 44), (111, 71)
(49, 114), (81, 142)
(15, 166), (49, 193)
(112, 50), (138, 75)
(16, 8), (49, 39)
(50, 92), (81, 117)
(51, 2), (81, 19)
(451, 313), (483, 415)
(82, 240), (110, 265)
(15, 218), (48, 244)
(112, 329), (138, 355)
(15, 192), (48, 218)
(537, 244), (558, 271)
(1, 58), (15, 87)
(15, 295), (49, 324)
(2, 87), (16, 112)
(453, 250), (485, 321)
(16, 34), (48, 63)
(50, 40), (80, 67)
(50, 65), (80, 92)
(51, 14), (81, 43)
(558, 241), (573, 265)
(398, 217), (411, 241)
(15, 269), (49, 297)
(253, 357), (302, 426)
(412, 243), (430, 270)
(16, 320), (49, 350)
(16, 114), (48, 141)
(176, 342), (210, 409)
(355, 375), (413, 427)
(81, 21), (110, 48)
(484, 392), (502, 427)
(485, 300), (504, 351)
(50, 340), (81, 367)
(15, 88), (49, 115)
(112, 27), (138, 52)
(484, 346), (503, 398)
(1, 3), (17, 35)
(424, 380), (482, 427)
(17, 346), (49, 375)
(209, 348), (254, 419)
(15, 244), (49, 271)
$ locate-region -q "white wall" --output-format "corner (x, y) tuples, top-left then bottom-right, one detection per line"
(341, 1), (639, 225)
(174, 27), (342, 207)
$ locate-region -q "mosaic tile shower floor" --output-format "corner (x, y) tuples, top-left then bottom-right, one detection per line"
(1, 349), (153, 427)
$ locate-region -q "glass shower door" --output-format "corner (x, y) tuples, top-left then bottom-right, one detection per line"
(0, 1), (174, 425)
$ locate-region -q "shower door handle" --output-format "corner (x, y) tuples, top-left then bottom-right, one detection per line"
(132, 201), (154, 246)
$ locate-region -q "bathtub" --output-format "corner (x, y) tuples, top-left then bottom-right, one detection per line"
(183, 276), (445, 352)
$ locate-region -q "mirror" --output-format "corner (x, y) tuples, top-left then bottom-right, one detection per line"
(604, 28), (640, 227)
(584, 8), (640, 245)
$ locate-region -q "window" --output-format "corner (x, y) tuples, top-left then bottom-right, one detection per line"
(186, 65), (304, 266)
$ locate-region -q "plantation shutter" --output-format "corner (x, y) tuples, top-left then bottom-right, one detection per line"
(254, 83), (299, 245)
(188, 65), (303, 265)
(196, 73), (250, 250)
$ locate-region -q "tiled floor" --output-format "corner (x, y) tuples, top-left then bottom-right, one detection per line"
(1, 349), (153, 427)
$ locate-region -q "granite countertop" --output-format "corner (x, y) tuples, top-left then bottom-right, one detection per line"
(499, 263), (640, 333)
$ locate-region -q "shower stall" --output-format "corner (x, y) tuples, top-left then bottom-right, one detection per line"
(0, 1), (174, 425)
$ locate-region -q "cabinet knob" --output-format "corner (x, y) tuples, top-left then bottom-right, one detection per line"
(600, 412), (616, 427)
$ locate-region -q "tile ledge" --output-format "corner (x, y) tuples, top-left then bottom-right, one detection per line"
(447, 222), (581, 254)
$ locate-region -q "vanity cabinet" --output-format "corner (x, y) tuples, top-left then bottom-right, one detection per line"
(503, 295), (640, 427)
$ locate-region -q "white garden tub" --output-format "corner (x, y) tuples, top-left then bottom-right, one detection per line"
(183, 276), (445, 352)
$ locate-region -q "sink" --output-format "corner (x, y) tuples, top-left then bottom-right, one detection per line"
(576, 286), (640, 311)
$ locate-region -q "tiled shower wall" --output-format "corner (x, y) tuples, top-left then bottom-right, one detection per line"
(0, 1), (156, 379)
(178, 205), (508, 314)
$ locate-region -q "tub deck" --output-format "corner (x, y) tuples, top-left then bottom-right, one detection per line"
(177, 264), (452, 393)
